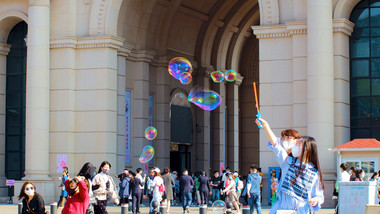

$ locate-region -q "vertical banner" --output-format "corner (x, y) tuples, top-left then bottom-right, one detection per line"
(56, 154), (67, 173)
(147, 95), (154, 167)
(125, 91), (131, 164)
(220, 162), (225, 173)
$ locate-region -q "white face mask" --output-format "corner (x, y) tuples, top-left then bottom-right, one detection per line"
(291, 145), (302, 158)
(25, 189), (35, 196)
(282, 140), (294, 151)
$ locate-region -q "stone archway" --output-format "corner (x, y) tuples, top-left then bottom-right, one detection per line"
(334, 0), (362, 19)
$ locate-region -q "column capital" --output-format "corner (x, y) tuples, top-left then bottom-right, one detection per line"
(118, 42), (134, 58)
(29, 0), (50, 7)
(0, 43), (11, 56)
(127, 49), (156, 63)
(234, 73), (244, 86)
(196, 65), (214, 77)
(333, 18), (355, 36)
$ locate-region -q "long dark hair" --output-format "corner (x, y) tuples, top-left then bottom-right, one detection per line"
(78, 162), (96, 180)
(98, 161), (112, 173)
(18, 182), (38, 200)
(370, 172), (378, 180)
(291, 136), (324, 190)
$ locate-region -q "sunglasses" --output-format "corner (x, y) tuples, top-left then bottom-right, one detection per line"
(25, 187), (34, 191)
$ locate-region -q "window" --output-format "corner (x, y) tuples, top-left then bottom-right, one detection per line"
(344, 158), (377, 181)
(5, 22), (27, 179)
(350, 0), (380, 140)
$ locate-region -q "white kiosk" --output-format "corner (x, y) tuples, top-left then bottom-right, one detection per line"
(338, 181), (379, 214)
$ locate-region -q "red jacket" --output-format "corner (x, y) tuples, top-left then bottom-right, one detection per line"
(62, 179), (90, 214)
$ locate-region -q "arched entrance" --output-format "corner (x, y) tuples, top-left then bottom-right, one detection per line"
(5, 21), (27, 180)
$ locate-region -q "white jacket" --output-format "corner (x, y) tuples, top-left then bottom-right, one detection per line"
(92, 173), (119, 204)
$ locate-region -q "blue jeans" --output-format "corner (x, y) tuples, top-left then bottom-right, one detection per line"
(248, 193), (261, 214)
(182, 192), (192, 211)
(212, 189), (220, 202)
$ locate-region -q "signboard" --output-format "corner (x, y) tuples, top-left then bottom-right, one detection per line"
(268, 167), (281, 206)
(6, 179), (15, 186)
(56, 154), (67, 173)
(125, 90), (131, 164)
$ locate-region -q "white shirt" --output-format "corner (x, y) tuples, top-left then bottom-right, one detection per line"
(341, 171), (350, 182)
(151, 176), (164, 193)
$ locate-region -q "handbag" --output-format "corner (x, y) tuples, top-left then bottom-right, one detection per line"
(276, 175), (313, 214)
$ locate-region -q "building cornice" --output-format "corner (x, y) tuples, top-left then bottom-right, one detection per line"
(253, 18), (354, 39)
(29, 0), (50, 7)
(333, 18), (355, 36)
(0, 43), (11, 56)
(50, 36), (124, 50)
(286, 21), (307, 35)
(252, 25), (290, 39)
(117, 42), (134, 57)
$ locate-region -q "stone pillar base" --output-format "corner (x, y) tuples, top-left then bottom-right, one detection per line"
(13, 180), (55, 204)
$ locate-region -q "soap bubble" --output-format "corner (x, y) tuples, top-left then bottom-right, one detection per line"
(168, 57), (192, 80)
(179, 72), (192, 85)
(211, 71), (225, 83)
(139, 145), (154, 163)
(145, 126), (157, 141)
(225, 69), (237, 82)
(212, 200), (226, 213)
(188, 87), (221, 111)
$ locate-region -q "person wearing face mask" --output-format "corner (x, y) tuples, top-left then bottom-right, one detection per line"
(62, 176), (90, 214)
(210, 171), (221, 202)
(92, 161), (120, 214)
(221, 173), (240, 213)
(19, 182), (46, 214)
(256, 118), (324, 214)
(280, 129), (301, 155)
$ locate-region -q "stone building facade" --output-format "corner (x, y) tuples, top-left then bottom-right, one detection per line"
(0, 0), (376, 207)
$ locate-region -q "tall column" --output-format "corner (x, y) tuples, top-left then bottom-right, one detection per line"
(127, 50), (153, 169)
(24, 0), (51, 180)
(307, 0), (335, 178)
(49, 37), (76, 177)
(154, 57), (171, 168)
(0, 43), (10, 196)
(195, 66), (212, 172)
(116, 46), (131, 172)
(211, 77), (226, 170)
(226, 75), (243, 171)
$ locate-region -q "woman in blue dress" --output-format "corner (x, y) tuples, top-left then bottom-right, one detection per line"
(255, 118), (324, 214)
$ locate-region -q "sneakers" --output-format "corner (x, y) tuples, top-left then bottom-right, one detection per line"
(186, 206), (190, 213)
(332, 195), (338, 200)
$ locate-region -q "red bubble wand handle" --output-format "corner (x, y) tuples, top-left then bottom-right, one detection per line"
(253, 82), (262, 129)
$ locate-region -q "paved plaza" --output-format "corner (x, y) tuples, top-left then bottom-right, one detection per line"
(0, 204), (335, 214)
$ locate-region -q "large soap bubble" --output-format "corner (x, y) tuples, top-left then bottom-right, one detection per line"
(188, 87), (221, 111)
(225, 69), (237, 82)
(139, 145), (154, 163)
(145, 126), (157, 141)
(212, 200), (226, 213)
(168, 57), (192, 80)
(211, 71), (225, 83)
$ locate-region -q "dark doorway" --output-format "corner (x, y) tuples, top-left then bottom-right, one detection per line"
(170, 92), (193, 174)
(5, 21), (27, 180)
(170, 145), (191, 174)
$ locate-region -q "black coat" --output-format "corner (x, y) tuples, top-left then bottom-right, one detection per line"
(198, 176), (211, 192)
(22, 193), (46, 214)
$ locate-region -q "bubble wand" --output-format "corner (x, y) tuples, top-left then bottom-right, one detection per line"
(253, 82), (262, 128)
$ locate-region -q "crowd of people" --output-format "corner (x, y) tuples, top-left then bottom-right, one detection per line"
(27, 117), (380, 213)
